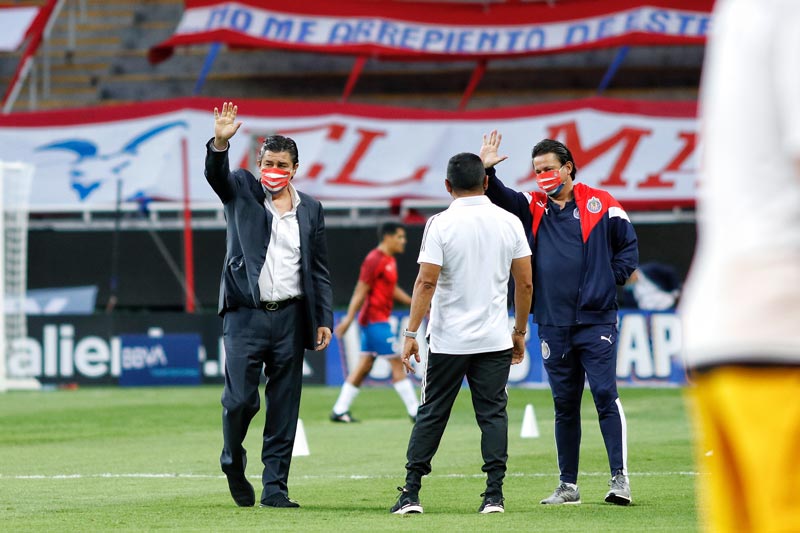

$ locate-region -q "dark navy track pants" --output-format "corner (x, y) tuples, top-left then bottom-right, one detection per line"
(538, 323), (628, 484)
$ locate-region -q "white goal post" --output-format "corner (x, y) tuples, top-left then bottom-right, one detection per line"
(0, 161), (39, 392)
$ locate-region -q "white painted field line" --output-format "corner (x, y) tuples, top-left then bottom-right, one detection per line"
(1, 471), (699, 481)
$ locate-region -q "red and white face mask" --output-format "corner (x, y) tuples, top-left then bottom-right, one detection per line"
(535, 166), (565, 197)
(260, 167), (291, 194)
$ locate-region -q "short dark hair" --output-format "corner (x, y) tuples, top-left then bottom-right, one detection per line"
(378, 221), (405, 240)
(532, 139), (577, 181)
(446, 152), (485, 192)
(259, 135), (299, 165)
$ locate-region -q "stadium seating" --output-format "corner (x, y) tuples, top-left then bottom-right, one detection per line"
(4, 0), (704, 112)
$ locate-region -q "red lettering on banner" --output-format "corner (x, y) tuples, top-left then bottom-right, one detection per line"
(305, 163), (324, 180)
(639, 131), (696, 189)
(238, 123), (347, 177)
(239, 123), (426, 185)
(278, 123), (346, 179)
(237, 130), (255, 169)
(328, 128), (427, 187)
(518, 121), (651, 187)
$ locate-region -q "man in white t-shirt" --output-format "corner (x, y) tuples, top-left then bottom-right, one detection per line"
(680, 1), (800, 530)
(389, 152), (533, 515)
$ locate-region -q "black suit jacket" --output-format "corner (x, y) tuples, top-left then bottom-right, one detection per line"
(204, 139), (333, 350)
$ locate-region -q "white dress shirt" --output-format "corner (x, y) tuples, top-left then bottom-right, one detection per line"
(209, 141), (304, 302)
(259, 184), (303, 302)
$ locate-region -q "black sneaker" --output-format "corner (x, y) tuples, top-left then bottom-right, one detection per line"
(259, 494), (300, 508)
(390, 486), (423, 514)
(224, 472), (255, 507)
(330, 411), (358, 423)
(478, 492), (505, 514)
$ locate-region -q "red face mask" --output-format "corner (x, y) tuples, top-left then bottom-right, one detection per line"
(535, 167), (565, 196)
(260, 167), (291, 194)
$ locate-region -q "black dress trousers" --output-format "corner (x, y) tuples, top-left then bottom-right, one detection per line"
(220, 300), (307, 502)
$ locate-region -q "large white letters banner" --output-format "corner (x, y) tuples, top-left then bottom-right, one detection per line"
(149, 0), (711, 63)
(0, 97), (698, 210)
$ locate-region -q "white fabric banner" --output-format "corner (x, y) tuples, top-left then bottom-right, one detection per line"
(149, 0), (711, 62)
(0, 6), (39, 52)
(0, 98), (699, 210)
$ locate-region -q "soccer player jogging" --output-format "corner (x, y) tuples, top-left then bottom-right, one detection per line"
(331, 222), (419, 423)
(480, 131), (638, 506)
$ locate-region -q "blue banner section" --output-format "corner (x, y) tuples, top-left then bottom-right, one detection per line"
(13, 310), (684, 386)
(119, 334), (201, 387)
(4, 286), (98, 315)
(327, 311), (545, 387)
(327, 309), (685, 387)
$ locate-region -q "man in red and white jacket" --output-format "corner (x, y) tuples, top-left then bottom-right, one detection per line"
(481, 131), (638, 507)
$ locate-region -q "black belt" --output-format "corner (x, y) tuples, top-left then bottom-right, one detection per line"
(260, 297), (302, 312)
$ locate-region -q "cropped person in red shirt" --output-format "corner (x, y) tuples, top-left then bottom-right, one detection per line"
(331, 222), (418, 423)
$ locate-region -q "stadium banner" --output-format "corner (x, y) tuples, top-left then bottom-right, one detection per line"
(148, 0), (711, 63)
(0, 97), (698, 211)
(329, 309), (685, 387)
(0, 5), (39, 52)
(8, 310), (684, 387)
(118, 333), (202, 386)
(3, 286), (99, 315)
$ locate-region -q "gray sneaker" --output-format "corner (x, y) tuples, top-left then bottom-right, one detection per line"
(604, 473), (632, 506)
(540, 482), (581, 505)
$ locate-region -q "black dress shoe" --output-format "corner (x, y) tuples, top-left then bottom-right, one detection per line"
(225, 473), (255, 507)
(260, 494), (300, 508)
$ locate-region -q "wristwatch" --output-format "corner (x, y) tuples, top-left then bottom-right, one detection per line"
(402, 329), (418, 339)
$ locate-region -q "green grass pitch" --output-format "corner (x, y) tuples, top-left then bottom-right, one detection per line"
(0, 385), (699, 531)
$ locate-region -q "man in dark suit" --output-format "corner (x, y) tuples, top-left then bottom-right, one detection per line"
(205, 102), (333, 509)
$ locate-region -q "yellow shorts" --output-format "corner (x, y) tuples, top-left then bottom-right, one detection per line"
(687, 366), (800, 533)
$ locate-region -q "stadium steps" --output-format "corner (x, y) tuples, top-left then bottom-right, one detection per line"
(46, 35), (122, 49)
(5, 0), (702, 113)
(6, 0), (183, 112)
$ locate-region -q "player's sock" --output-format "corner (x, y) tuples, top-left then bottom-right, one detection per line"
(333, 382), (360, 415)
(393, 378), (419, 417)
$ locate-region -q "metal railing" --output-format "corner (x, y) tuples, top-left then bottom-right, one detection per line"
(27, 200), (405, 230)
(2, 0), (86, 114)
(26, 199), (695, 231)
